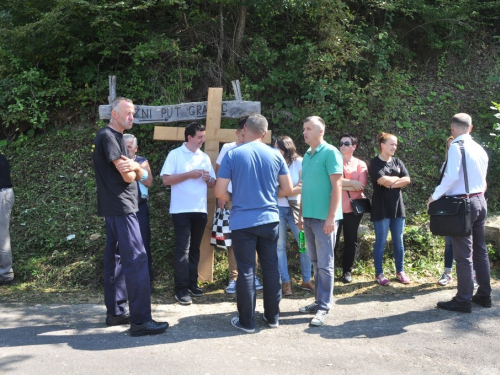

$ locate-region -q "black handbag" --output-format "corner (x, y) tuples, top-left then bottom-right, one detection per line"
(427, 140), (472, 237)
(346, 191), (371, 216)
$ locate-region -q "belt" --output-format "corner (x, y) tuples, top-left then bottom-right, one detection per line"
(454, 192), (482, 199)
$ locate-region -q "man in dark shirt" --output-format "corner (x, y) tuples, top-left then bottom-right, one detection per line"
(92, 97), (168, 336)
(0, 153), (14, 286)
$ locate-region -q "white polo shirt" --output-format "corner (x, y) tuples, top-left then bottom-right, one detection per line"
(160, 143), (216, 214)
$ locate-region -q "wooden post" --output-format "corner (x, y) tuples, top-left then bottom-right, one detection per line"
(108, 76), (116, 104)
(197, 88), (223, 282)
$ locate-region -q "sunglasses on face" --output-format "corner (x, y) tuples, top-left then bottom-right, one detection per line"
(339, 141), (352, 147)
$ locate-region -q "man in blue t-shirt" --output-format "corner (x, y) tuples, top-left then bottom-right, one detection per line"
(215, 114), (293, 333)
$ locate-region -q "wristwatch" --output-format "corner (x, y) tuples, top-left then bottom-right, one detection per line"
(207, 176), (213, 184)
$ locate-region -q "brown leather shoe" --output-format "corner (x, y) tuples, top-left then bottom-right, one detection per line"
(300, 280), (315, 293)
(282, 281), (292, 296)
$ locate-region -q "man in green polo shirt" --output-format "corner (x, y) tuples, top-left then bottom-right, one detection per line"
(298, 115), (343, 326)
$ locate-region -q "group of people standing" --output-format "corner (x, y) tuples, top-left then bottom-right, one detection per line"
(90, 96), (491, 336)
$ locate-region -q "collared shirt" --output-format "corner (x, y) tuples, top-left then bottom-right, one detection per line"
(431, 134), (488, 200)
(301, 141), (343, 221)
(160, 143), (216, 214)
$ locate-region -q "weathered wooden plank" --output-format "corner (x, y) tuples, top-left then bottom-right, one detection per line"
(99, 100), (261, 124)
(153, 126), (272, 144)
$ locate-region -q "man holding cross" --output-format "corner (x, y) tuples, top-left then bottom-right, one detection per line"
(215, 114), (293, 333)
(92, 97), (168, 337)
(161, 122), (216, 306)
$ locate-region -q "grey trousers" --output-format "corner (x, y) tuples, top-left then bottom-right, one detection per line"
(0, 187), (14, 282)
(451, 194), (491, 303)
(303, 218), (337, 311)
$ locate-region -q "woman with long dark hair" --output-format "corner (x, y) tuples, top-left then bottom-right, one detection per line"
(274, 136), (313, 296)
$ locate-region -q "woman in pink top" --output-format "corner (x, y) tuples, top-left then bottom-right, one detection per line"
(334, 134), (368, 283)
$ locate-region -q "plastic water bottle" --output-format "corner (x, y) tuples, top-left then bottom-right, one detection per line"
(298, 230), (306, 253)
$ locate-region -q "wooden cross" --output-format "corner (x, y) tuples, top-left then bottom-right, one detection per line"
(153, 88), (271, 282)
(100, 78), (272, 282)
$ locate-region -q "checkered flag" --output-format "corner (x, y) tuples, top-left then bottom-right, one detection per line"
(210, 208), (232, 250)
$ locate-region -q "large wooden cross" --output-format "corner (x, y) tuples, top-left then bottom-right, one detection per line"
(99, 80), (271, 281)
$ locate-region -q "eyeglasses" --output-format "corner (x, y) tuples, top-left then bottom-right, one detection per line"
(339, 141), (352, 147)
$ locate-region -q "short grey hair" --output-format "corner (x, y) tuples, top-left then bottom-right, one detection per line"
(245, 114), (268, 135)
(123, 134), (138, 148)
(451, 113), (472, 129)
(111, 97), (133, 113)
(303, 115), (325, 131)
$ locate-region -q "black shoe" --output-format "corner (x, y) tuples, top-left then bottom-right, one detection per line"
(437, 297), (472, 313)
(130, 320), (169, 337)
(188, 285), (204, 297)
(175, 289), (192, 305)
(0, 279), (14, 286)
(106, 312), (131, 326)
(342, 272), (353, 283)
(471, 294), (492, 308)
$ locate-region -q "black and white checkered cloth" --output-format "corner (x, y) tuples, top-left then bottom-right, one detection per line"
(210, 208), (231, 250)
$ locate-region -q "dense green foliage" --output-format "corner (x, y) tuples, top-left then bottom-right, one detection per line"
(1, 0), (500, 288)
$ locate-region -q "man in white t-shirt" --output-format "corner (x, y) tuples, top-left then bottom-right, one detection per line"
(215, 117), (263, 294)
(161, 122), (216, 305)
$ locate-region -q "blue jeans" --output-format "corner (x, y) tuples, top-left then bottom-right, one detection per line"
(303, 218), (336, 311)
(373, 217), (405, 276)
(277, 206), (312, 283)
(444, 236), (453, 271)
(232, 222), (281, 329)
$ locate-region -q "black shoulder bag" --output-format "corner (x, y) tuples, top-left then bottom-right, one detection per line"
(427, 140), (472, 237)
(344, 171), (371, 216)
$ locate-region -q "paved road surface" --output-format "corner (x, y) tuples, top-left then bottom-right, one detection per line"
(1, 284), (499, 375)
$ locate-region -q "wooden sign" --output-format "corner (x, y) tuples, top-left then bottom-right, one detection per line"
(99, 101), (261, 124)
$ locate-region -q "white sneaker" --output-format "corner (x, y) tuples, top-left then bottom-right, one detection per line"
(310, 310), (328, 326)
(225, 280), (237, 294)
(437, 273), (453, 286)
(262, 314), (279, 328)
(255, 276), (263, 291)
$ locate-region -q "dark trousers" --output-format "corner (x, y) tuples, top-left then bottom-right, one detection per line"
(334, 212), (363, 273)
(137, 201), (153, 281)
(232, 222), (281, 329)
(451, 194), (491, 303)
(172, 212), (207, 292)
(104, 213), (152, 324)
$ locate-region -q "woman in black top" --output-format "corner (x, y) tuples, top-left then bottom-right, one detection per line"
(368, 132), (411, 285)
